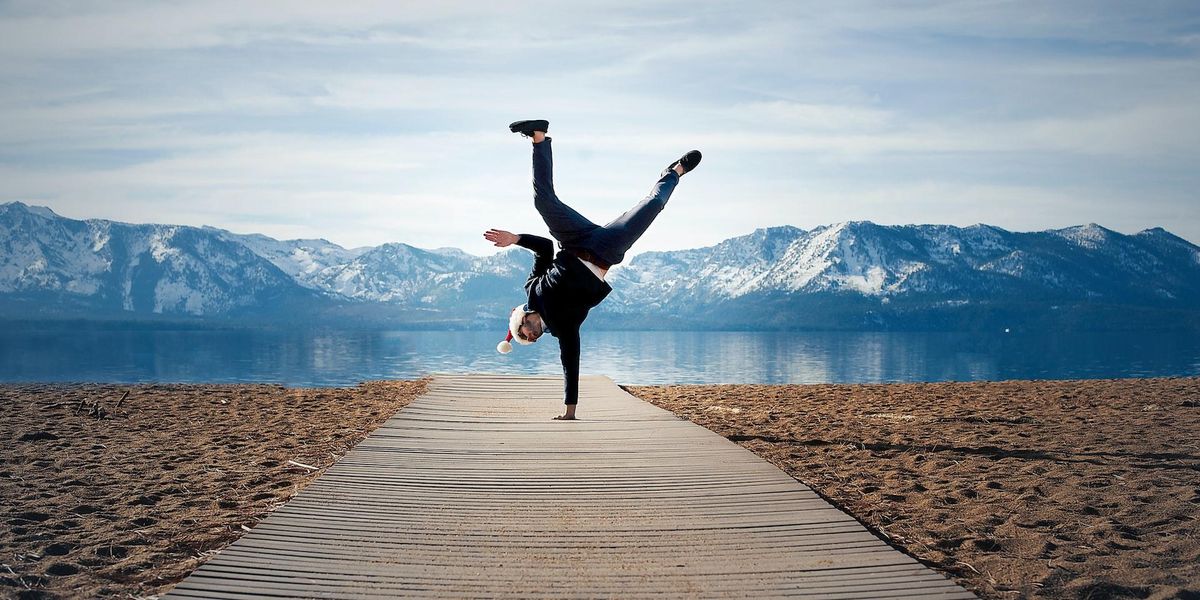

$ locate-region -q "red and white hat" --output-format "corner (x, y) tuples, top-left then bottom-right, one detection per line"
(497, 304), (535, 353)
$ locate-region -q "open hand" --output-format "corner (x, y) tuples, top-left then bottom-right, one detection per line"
(484, 229), (519, 248)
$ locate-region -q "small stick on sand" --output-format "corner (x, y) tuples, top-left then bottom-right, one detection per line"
(956, 560), (982, 575)
(286, 460), (318, 471)
(115, 390), (130, 409)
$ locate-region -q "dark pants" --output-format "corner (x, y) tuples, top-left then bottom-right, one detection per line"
(532, 138), (678, 266)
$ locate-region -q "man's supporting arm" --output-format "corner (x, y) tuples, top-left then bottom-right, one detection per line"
(558, 326), (581, 406)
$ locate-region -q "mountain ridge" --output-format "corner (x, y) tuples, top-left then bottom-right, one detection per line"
(3, 201), (1198, 331)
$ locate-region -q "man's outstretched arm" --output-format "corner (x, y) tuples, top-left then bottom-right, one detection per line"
(484, 229), (555, 281)
(515, 233), (555, 280)
(514, 233), (554, 256)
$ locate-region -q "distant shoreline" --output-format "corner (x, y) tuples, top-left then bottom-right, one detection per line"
(5, 312), (1200, 333)
(3, 328), (1199, 388)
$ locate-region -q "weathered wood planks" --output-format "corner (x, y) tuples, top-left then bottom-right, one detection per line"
(164, 374), (975, 599)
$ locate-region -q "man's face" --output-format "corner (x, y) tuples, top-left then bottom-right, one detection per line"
(519, 313), (544, 342)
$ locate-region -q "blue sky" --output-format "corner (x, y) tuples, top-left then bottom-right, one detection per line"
(2, 1), (1198, 252)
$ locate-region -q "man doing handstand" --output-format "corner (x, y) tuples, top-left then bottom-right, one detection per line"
(484, 119), (701, 420)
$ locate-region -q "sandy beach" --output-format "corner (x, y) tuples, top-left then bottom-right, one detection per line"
(1, 381), (425, 599)
(2, 377), (1198, 599)
(630, 378), (1200, 600)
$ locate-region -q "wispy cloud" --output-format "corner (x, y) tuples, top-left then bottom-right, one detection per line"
(1, 0), (1198, 251)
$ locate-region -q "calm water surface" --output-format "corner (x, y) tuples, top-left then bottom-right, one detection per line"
(1, 329), (1197, 386)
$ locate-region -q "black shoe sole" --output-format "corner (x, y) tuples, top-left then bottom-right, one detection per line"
(509, 120), (549, 136)
(667, 150), (702, 175)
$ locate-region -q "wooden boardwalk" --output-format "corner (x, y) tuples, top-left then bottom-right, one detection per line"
(165, 374), (975, 599)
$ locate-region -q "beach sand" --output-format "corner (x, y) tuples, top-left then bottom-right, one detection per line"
(628, 378), (1200, 600)
(3, 377), (1198, 599)
(1, 381), (425, 599)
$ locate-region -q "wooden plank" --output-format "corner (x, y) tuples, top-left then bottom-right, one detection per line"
(163, 374), (974, 599)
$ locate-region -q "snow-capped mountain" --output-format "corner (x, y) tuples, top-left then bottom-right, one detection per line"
(209, 229), (369, 291)
(209, 228), (526, 306)
(609, 221), (1200, 304)
(2, 201), (1198, 330)
(0, 202), (312, 317)
(0, 202), (527, 324)
(302, 242), (524, 307)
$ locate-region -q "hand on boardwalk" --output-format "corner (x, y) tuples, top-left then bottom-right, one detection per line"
(484, 229), (518, 248)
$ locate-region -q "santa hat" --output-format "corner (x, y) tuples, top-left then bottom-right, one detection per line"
(497, 304), (535, 353)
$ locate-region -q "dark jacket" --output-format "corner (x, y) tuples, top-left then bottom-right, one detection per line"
(516, 234), (612, 405)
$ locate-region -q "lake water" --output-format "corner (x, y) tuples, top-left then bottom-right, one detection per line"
(1, 328), (1197, 386)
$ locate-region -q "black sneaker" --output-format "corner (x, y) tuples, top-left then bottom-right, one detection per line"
(666, 150), (702, 176)
(509, 120), (549, 137)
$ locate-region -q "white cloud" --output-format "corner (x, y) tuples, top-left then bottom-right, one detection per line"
(1024, 103), (1200, 158)
(1, 0), (1198, 249)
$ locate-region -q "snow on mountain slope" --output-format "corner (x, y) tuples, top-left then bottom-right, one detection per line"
(1, 202), (307, 315)
(609, 220), (1200, 309)
(311, 243), (469, 303)
(3, 201), (1198, 324)
(212, 230), (528, 305)
(0, 203), (111, 295)
(211, 229), (368, 291)
(608, 226), (801, 308)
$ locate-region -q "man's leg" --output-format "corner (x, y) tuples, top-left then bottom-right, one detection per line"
(530, 137), (598, 246)
(588, 168), (681, 266)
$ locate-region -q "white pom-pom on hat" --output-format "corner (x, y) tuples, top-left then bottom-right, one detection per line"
(497, 331), (513, 354)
